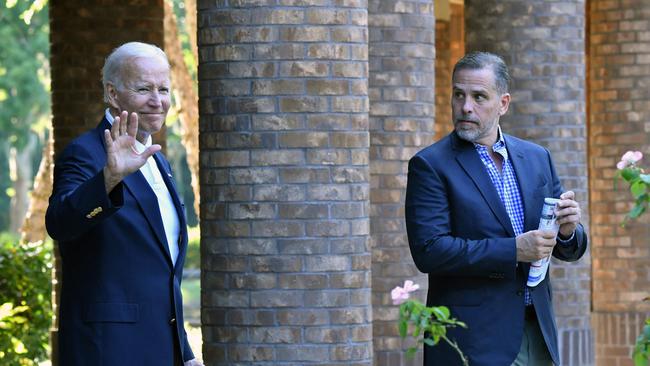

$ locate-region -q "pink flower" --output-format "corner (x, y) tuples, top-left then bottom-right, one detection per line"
(617, 151), (643, 170)
(391, 280), (420, 305)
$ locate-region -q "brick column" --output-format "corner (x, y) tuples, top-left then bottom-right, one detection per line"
(50, 0), (165, 154)
(434, 1), (464, 140)
(49, 2), (165, 364)
(368, 0), (434, 365)
(465, 1), (591, 365)
(589, 1), (650, 365)
(197, 3), (372, 365)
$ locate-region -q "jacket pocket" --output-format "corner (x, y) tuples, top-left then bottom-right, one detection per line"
(83, 302), (139, 323)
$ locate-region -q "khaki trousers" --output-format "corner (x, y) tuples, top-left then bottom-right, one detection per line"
(510, 307), (554, 366)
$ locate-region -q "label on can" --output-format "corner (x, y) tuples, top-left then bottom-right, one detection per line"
(538, 197), (560, 234)
(527, 197), (560, 287)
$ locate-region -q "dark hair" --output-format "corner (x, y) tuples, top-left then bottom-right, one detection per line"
(452, 51), (510, 95)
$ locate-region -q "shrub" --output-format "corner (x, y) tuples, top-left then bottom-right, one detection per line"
(184, 225), (200, 269)
(0, 232), (52, 365)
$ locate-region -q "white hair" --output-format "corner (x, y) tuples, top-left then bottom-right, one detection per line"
(101, 42), (170, 103)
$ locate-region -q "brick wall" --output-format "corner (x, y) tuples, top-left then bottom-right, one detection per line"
(593, 312), (650, 366)
(589, 1), (650, 365)
(465, 1), (591, 365)
(197, 2), (372, 365)
(49, 2), (165, 365)
(368, 0), (434, 364)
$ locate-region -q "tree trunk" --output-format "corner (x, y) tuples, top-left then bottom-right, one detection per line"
(21, 133), (53, 244)
(9, 134), (36, 235)
(164, 0), (200, 220)
(185, 0), (198, 63)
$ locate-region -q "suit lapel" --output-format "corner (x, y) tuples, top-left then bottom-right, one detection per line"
(452, 133), (515, 236)
(98, 116), (177, 267)
(505, 135), (539, 232)
(123, 169), (174, 267)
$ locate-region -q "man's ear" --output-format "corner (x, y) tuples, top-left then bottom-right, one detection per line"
(106, 83), (119, 109)
(499, 93), (511, 116)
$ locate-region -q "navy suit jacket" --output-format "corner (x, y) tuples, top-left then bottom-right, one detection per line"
(46, 118), (194, 365)
(405, 131), (587, 366)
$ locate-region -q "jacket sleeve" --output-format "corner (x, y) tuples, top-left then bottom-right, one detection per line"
(45, 141), (123, 242)
(405, 155), (517, 279)
(183, 329), (195, 362)
(546, 148), (588, 261)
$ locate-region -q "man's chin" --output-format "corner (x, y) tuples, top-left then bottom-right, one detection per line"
(139, 119), (166, 135)
(455, 128), (479, 142)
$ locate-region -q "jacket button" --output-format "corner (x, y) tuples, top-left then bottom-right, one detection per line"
(170, 317), (176, 325)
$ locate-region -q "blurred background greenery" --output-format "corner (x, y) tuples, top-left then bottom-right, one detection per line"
(0, 0), (202, 364)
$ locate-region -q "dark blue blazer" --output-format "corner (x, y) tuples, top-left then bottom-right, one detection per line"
(46, 118), (194, 365)
(405, 131), (587, 366)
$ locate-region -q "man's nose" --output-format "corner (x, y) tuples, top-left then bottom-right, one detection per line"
(148, 91), (162, 106)
(462, 99), (473, 114)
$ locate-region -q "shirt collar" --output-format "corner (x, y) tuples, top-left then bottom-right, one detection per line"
(473, 126), (506, 153)
(105, 108), (114, 124)
(104, 108), (152, 153)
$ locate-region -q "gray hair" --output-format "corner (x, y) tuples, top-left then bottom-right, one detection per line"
(102, 42), (169, 103)
(452, 51), (510, 95)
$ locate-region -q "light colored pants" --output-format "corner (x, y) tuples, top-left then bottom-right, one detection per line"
(511, 307), (554, 366)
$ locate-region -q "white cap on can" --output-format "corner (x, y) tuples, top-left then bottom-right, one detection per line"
(544, 197), (560, 205)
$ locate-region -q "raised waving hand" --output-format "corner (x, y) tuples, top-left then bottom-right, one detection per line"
(102, 110), (161, 193)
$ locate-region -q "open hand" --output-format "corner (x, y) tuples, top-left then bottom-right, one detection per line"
(103, 110), (161, 192)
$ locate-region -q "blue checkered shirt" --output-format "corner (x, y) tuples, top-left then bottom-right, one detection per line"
(474, 131), (532, 305)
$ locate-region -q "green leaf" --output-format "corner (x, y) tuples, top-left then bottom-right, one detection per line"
(629, 204), (646, 219)
(432, 306), (450, 320)
(622, 168), (642, 181)
(0, 302), (14, 319)
(633, 348), (649, 366)
(631, 181), (647, 199)
(406, 347), (418, 358)
(423, 338), (436, 346)
(399, 319), (408, 338)
(11, 337), (27, 354)
(413, 324), (421, 337)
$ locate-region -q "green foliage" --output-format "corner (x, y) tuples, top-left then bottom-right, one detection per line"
(616, 154), (650, 365)
(0, 146), (10, 231)
(0, 0), (50, 150)
(397, 300), (468, 365)
(633, 318), (650, 366)
(165, 0), (199, 227)
(0, 0), (51, 233)
(165, 131), (198, 226)
(0, 232), (52, 364)
(617, 166), (650, 223)
(184, 225), (200, 269)
(171, 0), (197, 84)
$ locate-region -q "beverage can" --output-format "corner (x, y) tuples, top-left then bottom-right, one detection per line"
(538, 197), (560, 234)
(527, 197), (560, 287)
